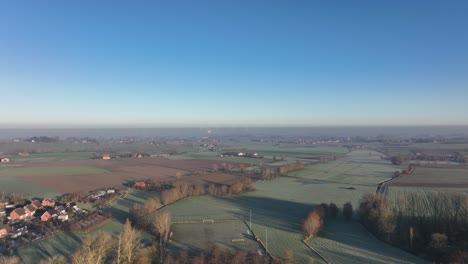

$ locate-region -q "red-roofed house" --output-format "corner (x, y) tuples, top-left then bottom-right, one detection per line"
(133, 181), (147, 189)
(23, 205), (36, 217)
(10, 208), (28, 221)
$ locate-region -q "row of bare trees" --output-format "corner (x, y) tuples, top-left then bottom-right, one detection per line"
(358, 192), (468, 263)
(160, 177), (254, 205)
(262, 161), (305, 180)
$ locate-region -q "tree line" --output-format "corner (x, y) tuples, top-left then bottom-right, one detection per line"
(262, 161), (305, 180)
(358, 192), (468, 263)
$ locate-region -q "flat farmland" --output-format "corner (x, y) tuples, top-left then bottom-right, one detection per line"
(389, 167), (468, 188)
(170, 221), (262, 254)
(163, 174), (421, 263)
(0, 166), (108, 177)
(0, 157), (247, 196)
(289, 150), (400, 185)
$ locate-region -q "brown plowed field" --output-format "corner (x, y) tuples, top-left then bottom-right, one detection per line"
(388, 167), (468, 188)
(9, 157), (249, 194)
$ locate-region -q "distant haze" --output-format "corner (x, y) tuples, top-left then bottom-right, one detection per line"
(0, 126), (467, 140)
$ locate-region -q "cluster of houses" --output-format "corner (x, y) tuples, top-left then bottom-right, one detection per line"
(220, 152), (259, 158)
(0, 197), (81, 239)
(87, 189), (115, 200)
(0, 157), (10, 163)
(101, 152), (171, 160)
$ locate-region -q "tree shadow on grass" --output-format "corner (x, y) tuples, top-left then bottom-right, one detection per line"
(217, 196), (318, 234)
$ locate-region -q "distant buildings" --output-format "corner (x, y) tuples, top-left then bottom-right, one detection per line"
(133, 181), (147, 189)
(0, 157), (10, 163)
(102, 154), (111, 160)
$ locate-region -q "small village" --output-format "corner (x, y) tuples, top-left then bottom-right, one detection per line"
(0, 187), (123, 252)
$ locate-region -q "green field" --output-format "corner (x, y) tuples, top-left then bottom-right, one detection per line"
(163, 167), (422, 263)
(0, 166), (109, 177)
(289, 150), (400, 185)
(168, 151), (268, 165)
(307, 220), (425, 264)
(170, 221), (262, 253)
(386, 186), (468, 218)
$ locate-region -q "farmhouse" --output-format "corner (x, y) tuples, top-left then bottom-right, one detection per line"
(9, 208), (28, 221)
(0, 157), (10, 163)
(42, 197), (56, 207)
(133, 181), (147, 189)
(18, 152), (29, 157)
(102, 154), (111, 160)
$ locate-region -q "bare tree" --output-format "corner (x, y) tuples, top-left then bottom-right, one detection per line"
(303, 208), (323, 238)
(0, 256), (20, 264)
(152, 211), (172, 240)
(39, 256), (67, 264)
(72, 232), (113, 264)
(115, 219), (142, 264)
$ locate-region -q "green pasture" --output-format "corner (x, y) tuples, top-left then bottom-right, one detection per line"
(168, 151), (267, 165)
(163, 174), (416, 263)
(170, 221), (261, 253)
(289, 150), (400, 185)
(307, 220), (426, 264)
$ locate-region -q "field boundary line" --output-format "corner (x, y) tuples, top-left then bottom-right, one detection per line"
(243, 220), (277, 261)
(302, 239), (329, 264)
(171, 219), (241, 224)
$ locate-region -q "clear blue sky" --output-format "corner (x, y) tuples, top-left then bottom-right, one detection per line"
(1, 0), (467, 128)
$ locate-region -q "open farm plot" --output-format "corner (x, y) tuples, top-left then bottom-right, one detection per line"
(1, 157), (246, 195)
(12, 152), (96, 162)
(307, 220), (426, 264)
(170, 221), (262, 254)
(0, 166), (108, 177)
(289, 150), (400, 185)
(0, 176), (60, 198)
(389, 167), (468, 188)
(385, 187), (468, 218)
(164, 177), (399, 263)
(168, 151), (267, 165)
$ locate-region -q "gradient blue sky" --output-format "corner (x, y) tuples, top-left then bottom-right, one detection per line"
(1, 0), (467, 128)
